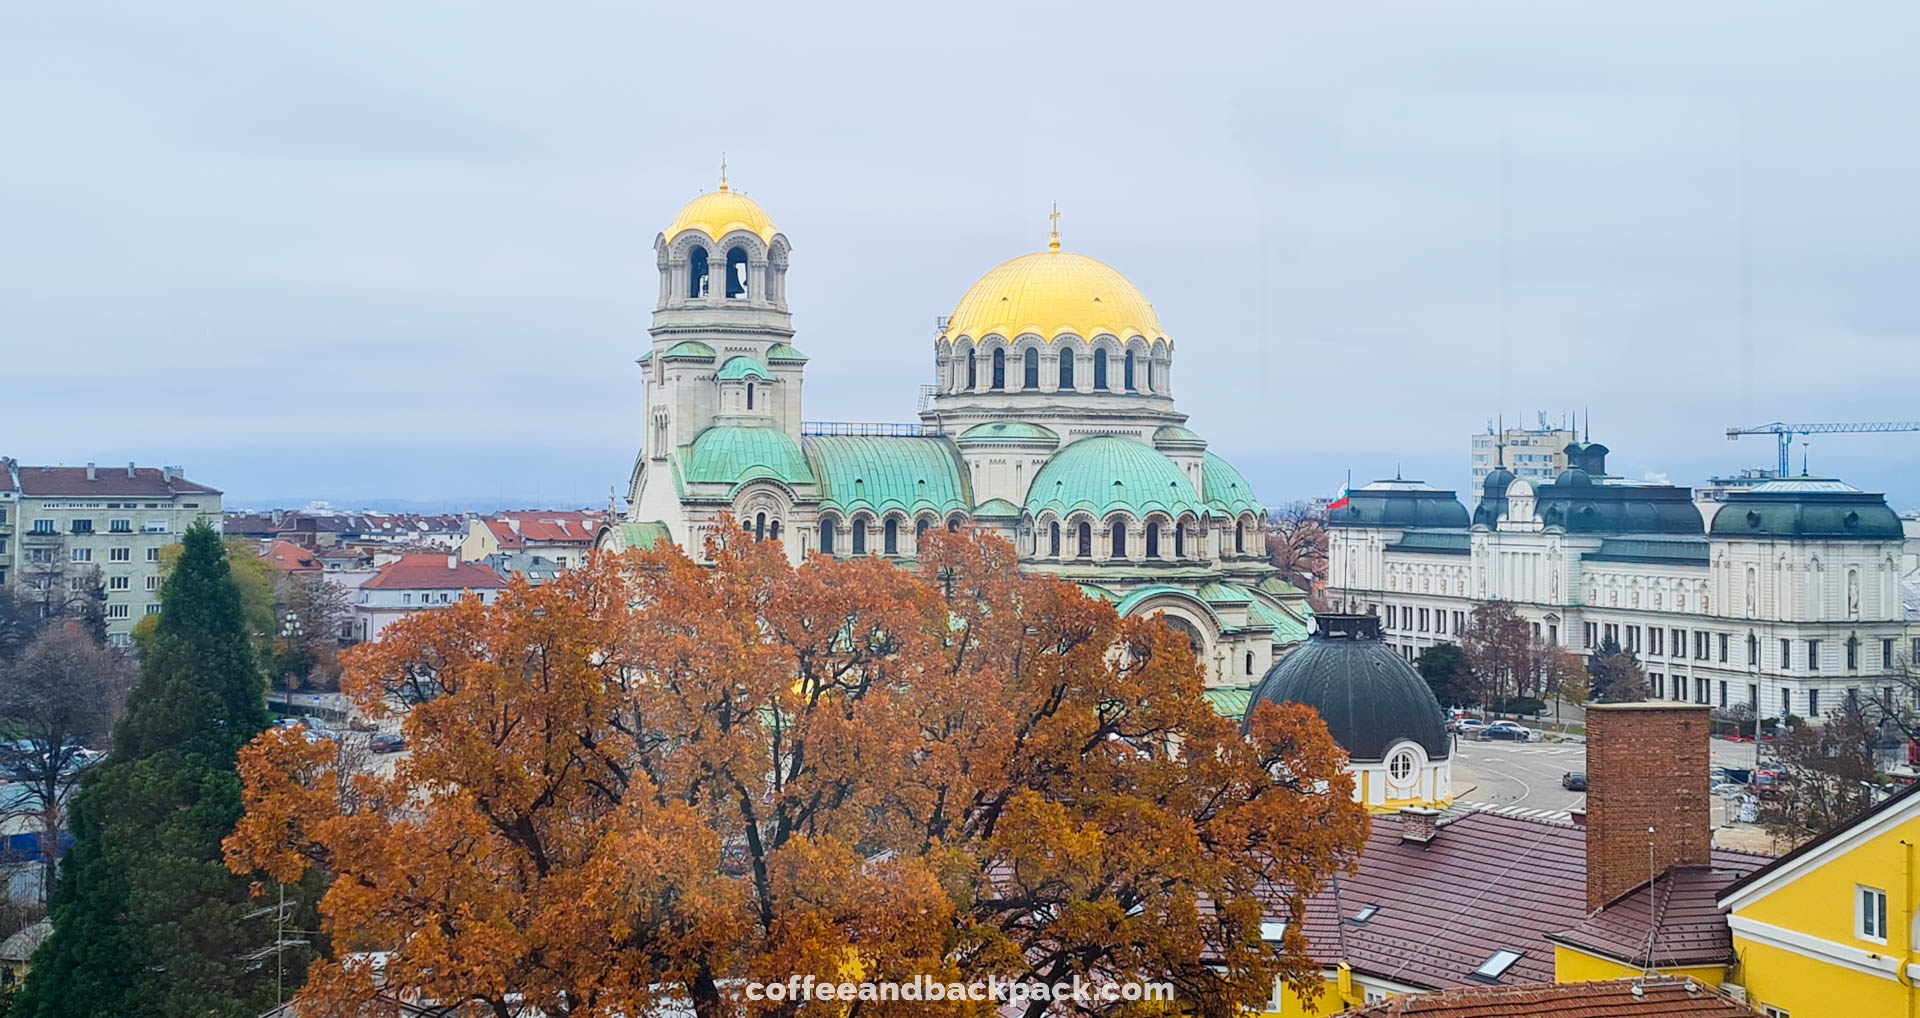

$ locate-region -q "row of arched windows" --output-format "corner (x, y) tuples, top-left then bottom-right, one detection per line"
(686, 245), (754, 300)
(818, 513), (963, 557)
(954, 347), (1161, 395)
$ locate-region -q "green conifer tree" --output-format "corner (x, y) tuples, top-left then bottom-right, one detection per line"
(19, 522), (301, 1017)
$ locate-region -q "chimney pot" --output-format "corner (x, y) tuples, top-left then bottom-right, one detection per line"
(1398, 806), (1440, 844)
(85, 462), (96, 480)
(127, 462), (136, 478)
(447, 554), (458, 569)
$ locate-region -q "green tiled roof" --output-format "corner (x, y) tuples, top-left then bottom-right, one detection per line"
(973, 497), (1022, 517)
(637, 350), (653, 364)
(1153, 424), (1207, 448)
(1248, 596), (1311, 643)
(1196, 582), (1255, 604)
(1026, 437), (1206, 519)
(956, 420), (1060, 445)
(681, 426), (814, 487)
(660, 341), (717, 361)
(803, 435), (971, 517)
(716, 355), (771, 380)
(1203, 684), (1257, 719)
(1584, 537), (1709, 566)
(1077, 583), (1119, 603)
(765, 343), (809, 362)
(1201, 451), (1263, 516)
(1115, 584), (1218, 621)
(1384, 530), (1471, 555)
(618, 521), (672, 550)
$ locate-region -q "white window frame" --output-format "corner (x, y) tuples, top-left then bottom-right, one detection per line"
(1859, 884), (1888, 944)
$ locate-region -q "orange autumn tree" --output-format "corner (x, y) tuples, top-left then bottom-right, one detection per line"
(227, 524), (1366, 1018)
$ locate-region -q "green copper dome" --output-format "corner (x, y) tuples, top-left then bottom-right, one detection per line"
(681, 426), (814, 487)
(660, 341), (717, 361)
(955, 421), (1060, 445)
(1153, 424), (1207, 448)
(1025, 437), (1205, 519)
(1201, 451), (1262, 515)
(716, 355), (771, 380)
(764, 342), (808, 362)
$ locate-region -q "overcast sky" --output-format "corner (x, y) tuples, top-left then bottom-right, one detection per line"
(4, 2), (1916, 512)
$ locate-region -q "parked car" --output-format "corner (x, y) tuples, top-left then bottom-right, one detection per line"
(1481, 721), (1536, 741)
(1453, 718), (1488, 736)
(368, 732), (405, 754)
(1561, 771), (1587, 791)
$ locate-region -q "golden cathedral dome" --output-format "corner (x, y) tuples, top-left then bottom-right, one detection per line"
(940, 228), (1165, 345)
(662, 177), (779, 244)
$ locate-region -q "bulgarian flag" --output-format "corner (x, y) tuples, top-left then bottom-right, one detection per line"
(1327, 472), (1352, 511)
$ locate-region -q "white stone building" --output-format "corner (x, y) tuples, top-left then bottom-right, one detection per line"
(1326, 445), (1910, 721)
(353, 554), (506, 643)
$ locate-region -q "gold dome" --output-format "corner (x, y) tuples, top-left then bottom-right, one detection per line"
(662, 179), (779, 245)
(940, 239), (1165, 345)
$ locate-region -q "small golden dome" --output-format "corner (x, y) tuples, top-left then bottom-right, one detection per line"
(941, 245), (1165, 345)
(662, 179), (779, 245)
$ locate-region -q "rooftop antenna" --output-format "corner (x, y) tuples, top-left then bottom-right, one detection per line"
(1048, 201), (1061, 252)
(1584, 406), (1590, 443)
(1801, 441), (1810, 476)
(1497, 414), (1506, 469)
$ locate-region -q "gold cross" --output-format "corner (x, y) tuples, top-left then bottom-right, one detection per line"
(1048, 201), (1061, 250)
(720, 153), (729, 191)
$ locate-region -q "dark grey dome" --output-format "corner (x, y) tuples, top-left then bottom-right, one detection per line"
(1243, 615), (1449, 762)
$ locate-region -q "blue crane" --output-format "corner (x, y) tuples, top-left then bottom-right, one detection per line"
(1726, 420), (1920, 476)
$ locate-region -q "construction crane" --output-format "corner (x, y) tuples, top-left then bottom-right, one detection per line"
(1726, 421), (1920, 476)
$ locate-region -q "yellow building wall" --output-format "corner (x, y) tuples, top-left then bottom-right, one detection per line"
(1728, 811), (1920, 1018)
(1551, 944), (1726, 987)
(1251, 968), (1367, 1017)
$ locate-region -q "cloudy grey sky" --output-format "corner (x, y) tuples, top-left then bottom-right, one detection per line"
(4, 2), (1916, 511)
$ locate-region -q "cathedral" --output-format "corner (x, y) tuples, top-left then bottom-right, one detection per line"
(595, 173), (1312, 688)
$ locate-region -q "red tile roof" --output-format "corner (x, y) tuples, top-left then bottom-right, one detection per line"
(362, 555), (506, 592)
(1339, 977), (1757, 1017)
(263, 540), (322, 573)
(1279, 811), (1763, 992)
(4, 460), (218, 497)
(481, 511), (600, 549)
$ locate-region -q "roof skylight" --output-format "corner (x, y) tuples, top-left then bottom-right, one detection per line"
(1472, 949), (1522, 981)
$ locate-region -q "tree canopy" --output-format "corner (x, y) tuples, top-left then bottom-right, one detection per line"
(228, 525), (1368, 1018)
(19, 522), (301, 1018)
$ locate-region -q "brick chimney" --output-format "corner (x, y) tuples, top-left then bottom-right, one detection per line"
(1585, 703), (1712, 910)
(1398, 806), (1439, 844)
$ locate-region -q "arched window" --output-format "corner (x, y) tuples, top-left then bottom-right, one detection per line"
(991, 349), (1005, 390)
(1747, 634), (1758, 666)
(916, 518), (930, 542)
(821, 517), (837, 555)
(1847, 635), (1859, 670)
(768, 519), (780, 542)
(1093, 349), (1109, 390)
(967, 352), (977, 390)
(1124, 351), (1136, 391)
(725, 247), (748, 298)
(1146, 359), (1154, 392)
(1174, 524), (1185, 558)
(1110, 520), (1127, 558)
(746, 382), (754, 410)
(852, 519), (867, 556)
(1235, 521), (1245, 554)
(947, 515), (964, 532)
(1245, 651), (1254, 675)
(1023, 347), (1039, 389)
(884, 518), (899, 556)
(755, 512), (767, 541)
(1145, 521), (1160, 558)
(1059, 351), (1076, 389)
(1049, 522), (1061, 556)
(1077, 522), (1092, 558)
(687, 247), (710, 298)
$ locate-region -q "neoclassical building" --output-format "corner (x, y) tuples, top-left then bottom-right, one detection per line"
(598, 176), (1310, 687)
(1324, 441), (1909, 721)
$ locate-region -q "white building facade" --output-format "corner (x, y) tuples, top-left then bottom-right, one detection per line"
(1327, 448), (1909, 721)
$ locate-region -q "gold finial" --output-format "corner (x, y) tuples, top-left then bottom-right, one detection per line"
(719, 153), (729, 193)
(1048, 201), (1061, 252)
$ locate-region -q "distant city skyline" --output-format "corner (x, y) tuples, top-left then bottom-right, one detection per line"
(5, 4), (1917, 511)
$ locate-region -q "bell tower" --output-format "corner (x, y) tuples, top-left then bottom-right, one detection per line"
(627, 170), (806, 521)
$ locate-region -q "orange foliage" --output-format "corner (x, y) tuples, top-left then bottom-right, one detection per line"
(227, 523), (1366, 1018)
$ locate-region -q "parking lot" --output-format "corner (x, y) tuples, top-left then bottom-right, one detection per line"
(1451, 734), (1777, 848)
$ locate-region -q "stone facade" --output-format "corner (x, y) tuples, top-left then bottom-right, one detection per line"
(600, 179), (1311, 689)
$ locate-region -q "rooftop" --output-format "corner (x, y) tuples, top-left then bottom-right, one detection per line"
(1339, 977), (1757, 1017)
(362, 555), (506, 592)
(2, 459), (219, 498)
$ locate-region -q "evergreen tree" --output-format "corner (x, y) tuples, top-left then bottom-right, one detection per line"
(19, 523), (300, 1017)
